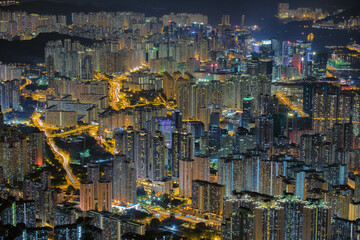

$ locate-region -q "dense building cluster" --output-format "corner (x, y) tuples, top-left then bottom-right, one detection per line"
(277, 2), (328, 21)
(0, 1), (360, 239)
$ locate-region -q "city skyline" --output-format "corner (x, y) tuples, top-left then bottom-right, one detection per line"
(0, 0), (360, 239)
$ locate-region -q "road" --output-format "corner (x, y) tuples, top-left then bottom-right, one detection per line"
(48, 125), (98, 138)
(20, 77), (32, 91)
(145, 207), (221, 227)
(31, 112), (79, 186)
(94, 63), (148, 108)
(275, 91), (307, 117)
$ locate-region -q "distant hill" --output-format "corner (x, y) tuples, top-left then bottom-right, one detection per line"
(0, 32), (100, 64)
(0, 0), (145, 24)
(320, 6), (360, 23)
(0, 0), (101, 15)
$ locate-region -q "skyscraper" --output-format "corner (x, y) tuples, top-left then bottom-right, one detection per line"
(199, 39), (208, 62)
(150, 131), (166, 181)
(222, 207), (254, 240)
(254, 199), (285, 240)
(46, 56), (55, 90)
(97, 180), (112, 212)
(112, 154), (137, 206)
(29, 128), (44, 167)
(256, 116), (274, 150)
(87, 163), (99, 197)
(80, 180), (95, 212)
(179, 158), (194, 198)
(193, 155), (210, 182)
(221, 15), (230, 26)
(171, 129), (193, 178)
(303, 200), (331, 239)
(242, 97), (254, 129)
(192, 180), (225, 215)
(218, 156), (243, 196)
(136, 129), (149, 180)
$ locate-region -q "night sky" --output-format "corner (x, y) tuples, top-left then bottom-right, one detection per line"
(22, 0), (359, 25)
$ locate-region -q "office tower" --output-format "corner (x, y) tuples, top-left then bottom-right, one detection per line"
(193, 155), (210, 182)
(303, 200), (331, 240)
(179, 158), (194, 198)
(29, 128), (44, 167)
(199, 39), (208, 62)
(313, 52), (328, 76)
(221, 15), (230, 26)
(171, 109), (183, 129)
(171, 129), (193, 178)
(256, 117), (274, 150)
(192, 180), (225, 215)
(112, 154), (137, 206)
(292, 53), (302, 76)
(241, 14), (245, 29)
(150, 131), (166, 181)
(80, 180), (95, 212)
(97, 180), (112, 212)
(208, 125), (221, 160)
(186, 121), (205, 139)
(222, 207), (254, 240)
(242, 97), (254, 129)
(254, 199), (285, 240)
